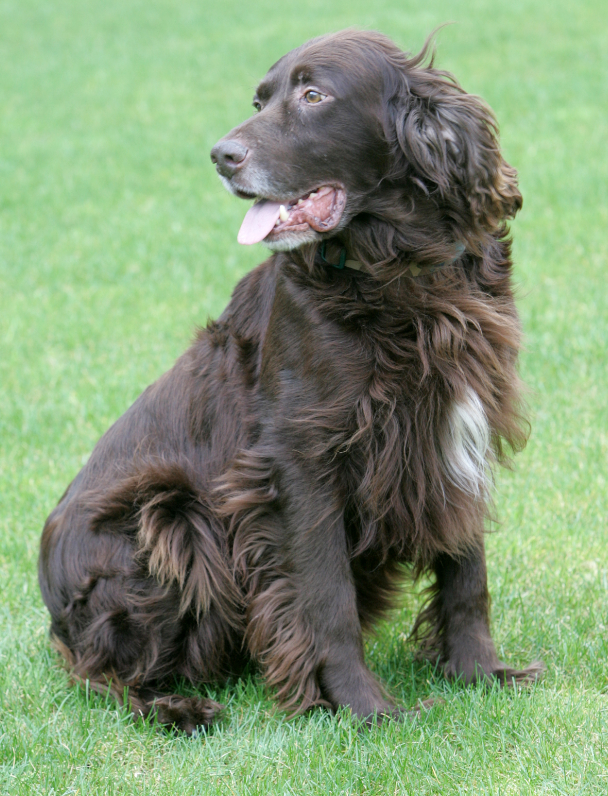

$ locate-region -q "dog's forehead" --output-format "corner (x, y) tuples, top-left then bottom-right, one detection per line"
(256, 33), (389, 98)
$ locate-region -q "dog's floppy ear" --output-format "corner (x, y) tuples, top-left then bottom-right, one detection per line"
(389, 61), (522, 234)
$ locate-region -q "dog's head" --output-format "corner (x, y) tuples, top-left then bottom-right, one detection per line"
(211, 30), (522, 258)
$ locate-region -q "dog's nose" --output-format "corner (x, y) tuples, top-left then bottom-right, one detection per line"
(210, 140), (249, 178)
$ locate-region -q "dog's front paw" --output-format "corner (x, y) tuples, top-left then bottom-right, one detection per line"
(444, 656), (545, 686)
(485, 660), (545, 685)
(353, 698), (443, 726)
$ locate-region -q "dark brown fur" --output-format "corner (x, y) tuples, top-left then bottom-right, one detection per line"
(39, 30), (542, 733)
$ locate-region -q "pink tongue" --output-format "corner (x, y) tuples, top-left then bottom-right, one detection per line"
(237, 200), (282, 245)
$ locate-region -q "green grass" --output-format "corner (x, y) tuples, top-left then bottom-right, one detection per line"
(1, 0), (607, 792)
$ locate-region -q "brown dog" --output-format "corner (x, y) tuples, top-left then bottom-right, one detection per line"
(39, 30), (542, 734)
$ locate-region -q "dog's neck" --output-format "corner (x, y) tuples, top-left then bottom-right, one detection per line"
(315, 239), (466, 277)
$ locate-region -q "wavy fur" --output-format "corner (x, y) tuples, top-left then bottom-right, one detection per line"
(39, 30), (542, 733)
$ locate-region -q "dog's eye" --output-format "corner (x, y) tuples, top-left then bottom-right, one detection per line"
(303, 89), (325, 104)
(252, 100), (262, 112)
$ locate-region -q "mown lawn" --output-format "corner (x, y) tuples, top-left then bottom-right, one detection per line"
(0, 0), (606, 793)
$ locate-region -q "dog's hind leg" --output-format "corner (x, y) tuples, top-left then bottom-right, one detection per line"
(41, 460), (245, 733)
(52, 635), (223, 734)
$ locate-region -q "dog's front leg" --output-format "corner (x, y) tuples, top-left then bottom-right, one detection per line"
(308, 522), (392, 721)
(421, 546), (543, 684)
(242, 467), (393, 722)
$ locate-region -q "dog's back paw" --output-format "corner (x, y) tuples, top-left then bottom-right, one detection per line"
(141, 693), (224, 735)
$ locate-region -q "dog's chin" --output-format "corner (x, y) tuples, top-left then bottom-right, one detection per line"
(262, 227), (322, 252)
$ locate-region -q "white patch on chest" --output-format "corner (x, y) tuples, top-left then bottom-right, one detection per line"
(440, 388), (491, 497)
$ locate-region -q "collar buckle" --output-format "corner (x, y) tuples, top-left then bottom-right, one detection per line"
(320, 241), (346, 269)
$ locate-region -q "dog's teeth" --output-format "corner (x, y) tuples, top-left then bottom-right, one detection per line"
(274, 218), (280, 226)
(309, 192), (317, 199)
(297, 198), (304, 205)
(279, 205), (289, 222)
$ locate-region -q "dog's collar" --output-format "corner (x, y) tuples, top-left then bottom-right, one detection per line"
(317, 241), (466, 276)
(318, 241), (366, 272)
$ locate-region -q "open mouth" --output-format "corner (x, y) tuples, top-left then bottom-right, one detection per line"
(237, 186), (346, 245)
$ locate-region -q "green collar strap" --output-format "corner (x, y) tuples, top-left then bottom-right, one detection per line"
(318, 241), (465, 276)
